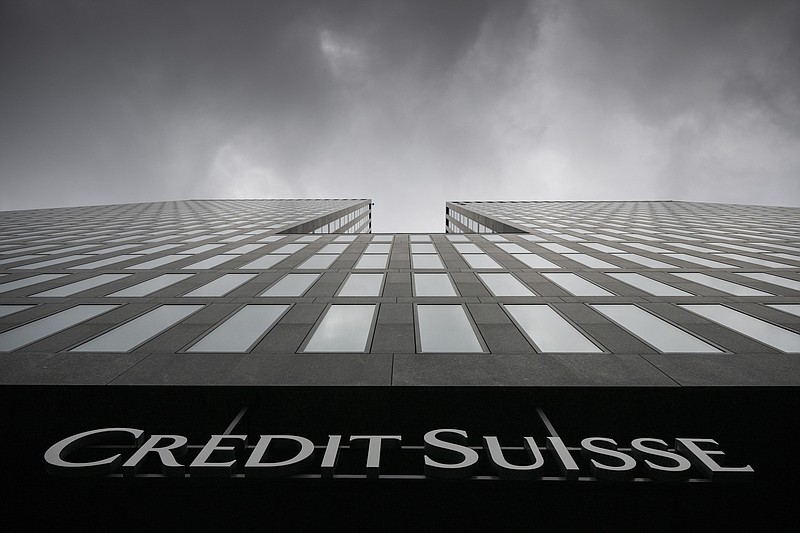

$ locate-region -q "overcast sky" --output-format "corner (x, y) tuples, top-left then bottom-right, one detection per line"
(1, 0), (799, 232)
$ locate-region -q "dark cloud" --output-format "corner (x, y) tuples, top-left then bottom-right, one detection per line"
(0, 1), (798, 231)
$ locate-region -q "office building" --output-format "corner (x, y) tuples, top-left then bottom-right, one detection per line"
(1, 199), (798, 529)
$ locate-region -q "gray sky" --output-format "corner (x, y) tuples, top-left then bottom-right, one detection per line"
(1, 0), (799, 232)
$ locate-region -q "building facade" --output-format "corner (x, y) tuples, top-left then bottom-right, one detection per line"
(1, 199), (798, 529)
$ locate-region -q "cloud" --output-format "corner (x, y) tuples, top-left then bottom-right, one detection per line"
(0, 0), (798, 230)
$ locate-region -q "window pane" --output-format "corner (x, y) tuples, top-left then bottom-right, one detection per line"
(241, 255), (289, 269)
(0, 305), (34, 318)
(303, 304), (376, 352)
(15, 255), (93, 269)
(680, 304), (800, 353)
(0, 274), (68, 294)
(672, 273), (771, 296)
(109, 274), (194, 297)
(663, 254), (736, 269)
(739, 273), (800, 291)
(184, 273), (256, 297)
(365, 243), (391, 254)
(261, 273), (320, 296)
(564, 254), (619, 269)
(539, 243), (574, 253)
(371, 235), (394, 242)
(716, 253), (793, 269)
(453, 243), (482, 253)
(512, 254), (560, 269)
(188, 305), (288, 352)
(478, 273), (534, 296)
(32, 274), (131, 297)
(273, 243), (307, 254)
(768, 304), (800, 318)
(355, 254), (389, 269)
(607, 273), (692, 296)
(462, 254), (501, 269)
(592, 304), (720, 353)
(409, 235), (431, 242)
(411, 243), (436, 253)
(414, 273), (458, 296)
(417, 305), (483, 352)
(542, 273), (612, 296)
(0, 305), (117, 351)
(320, 243), (350, 254)
(72, 305), (202, 352)
(505, 305), (601, 353)
(338, 273), (384, 296)
(126, 254), (187, 270)
(411, 254), (444, 269)
(73, 255), (142, 269)
(181, 255), (237, 269)
(613, 253), (677, 269)
(495, 243), (528, 254)
(227, 244), (266, 254)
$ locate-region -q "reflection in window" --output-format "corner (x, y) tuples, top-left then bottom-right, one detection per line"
(338, 273), (385, 296)
(411, 254), (445, 269)
(738, 273), (800, 291)
(592, 304), (720, 353)
(512, 254), (560, 269)
(188, 305), (288, 352)
(71, 305), (202, 352)
(414, 273), (458, 296)
(184, 273), (257, 297)
(355, 254), (389, 269)
(0, 305), (117, 352)
(478, 273), (534, 296)
(109, 274), (194, 297)
(462, 254), (502, 270)
(32, 274), (131, 297)
(416, 305), (484, 352)
(680, 304), (800, 353)
(303, 304), (377, 352)
(672, 273), (770, 296)
(606, 273), (691, 296)
(261, 273), (320, 297)
(542, 273), (612, 296)
(505, 305), (601, 353)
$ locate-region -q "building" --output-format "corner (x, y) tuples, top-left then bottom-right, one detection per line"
(1, 199), (799, 530)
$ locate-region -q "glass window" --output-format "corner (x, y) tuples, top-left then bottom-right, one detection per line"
(663, 254), (736, 269)
(182, 244), (225, 254)
(738, 273), (800, 291)
(0, 305), (117, 352)
(296, 254), (338, 270)
(542, 273), (612, 296)
(512, 254), (560, 269)
(71, 255), (142, 269)
(32, 274), (131, 297)
(241, 255), (289, 269)
(539, 243), (574, 253)
(334, 235), (358, 242)
(297, 236), (320, 242)
(483, 235), (507, 242)
(15, 255), (94, 269)
(416, 305), (484, 352)
(592, 305), (721, 353)
(71, 305), (202, 352)
(409, 254), (443, 269)
(620, 242), (671, 253)
(261, 273), (320, 297)
(606, 273), (691, 296)
(364, 243), (391, 254)
(126, 254), (188, 270)
(371, 235), (394, 242)
(338, 273), (385, 296)
(613, 253), (677, 269)
(671, 273), (771, 296)
(414, 273), (458, 296)
(564, 254), (619, 269)
(355, 254), (389, 269)
(409, 235), (431, 242)
(227, 244), (266, 255)
(664, 243), (718, 253)
(272, 243), (307, 254)
(109, 274), (194, 297)
(0, 274), (68, 294)
(520, 235), (546, 242)
(680, 305), (800, 353)
(303, 304), (377, 352)
(320, 243), (350, 254)
(581, 243), (624, 253)
(446, 235), (469, 242)
(462, 254), (502, 269)
(411, 243), (436, 254)
(184, 273), (257, 297)
(478, 273), (535, 296)
(505, 304), (601, 353)
(716, 253), (793, 269)
(0, 305), (34, 319)
(453, 243), (483, 254)
(257, 235), (285, 243)
(768, 304), (800, 318)
(187, 305), (288, 352)
(182, 255), (238, 269)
